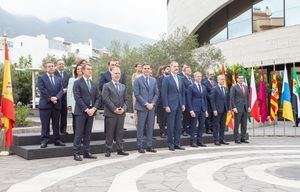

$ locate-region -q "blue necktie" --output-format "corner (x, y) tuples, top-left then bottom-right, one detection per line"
(50, 75), (55, 86)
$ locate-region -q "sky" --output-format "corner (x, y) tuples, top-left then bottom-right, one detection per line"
(0, 0), (167, 40)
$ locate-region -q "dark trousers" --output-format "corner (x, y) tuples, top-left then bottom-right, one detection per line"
(182, 109), (191, 134)
(60, 95), (68, 133)
(137, 110), (155, 148)
(167, 107), (182, 148)
(212, 111), (226, 142)
(205, 109), (214, 133)
(190, 111), (205, 144)
(72, 113), (76, 134)
(40, 108), (61, 143)
(157, 106), (167, 135)
(105, 116), (124, 151)
(234, 110), (247, 141)
(73, 114), (94, 155)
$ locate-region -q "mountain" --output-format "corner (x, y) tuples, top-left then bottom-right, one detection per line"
(0, 7), (156, 48)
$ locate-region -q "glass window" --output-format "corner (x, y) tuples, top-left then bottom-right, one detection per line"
(210, 27), (227, 44)
(253, 0), (284, 33)
(285, 0), (300, 26)
(228, 9), (252, 39)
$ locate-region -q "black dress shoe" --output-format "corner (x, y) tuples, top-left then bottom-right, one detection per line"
(241, 139), (250, 143)
(206, 130), (213, 134)
(182, 131), (188, 136)
(174, 146), (185, 150)
(220, 140), (229, 145)
(146, 147), (157, 153)
(138, 148), (145, 153)
(40, 142), (47, 148)
(54, 140), (66, 146)
(117, 150), (129, 156)
(123, 128), (127, 131)
(105, 150), (111, 157)
(197, 143), (207, 147)
(169, 147), (175, 151)
(214, 141), (221, 146)
(190, 143), (198, 148)
(235, 140), (242, 144)
(61, 131), (69, 136)
(83, 153), (97, 159)
(74, 154), (83, 161)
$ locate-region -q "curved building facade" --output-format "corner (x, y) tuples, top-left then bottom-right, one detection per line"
(167, 0), (300, 68)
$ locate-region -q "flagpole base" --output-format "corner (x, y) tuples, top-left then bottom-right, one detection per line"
(0, 151), (10, 156)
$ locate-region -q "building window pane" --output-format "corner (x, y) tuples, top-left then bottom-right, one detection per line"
(253, 0), (284, 33)
(210, 27), (227, 44)
(285, 0), (300, 26)
(228, 9), (252, 39)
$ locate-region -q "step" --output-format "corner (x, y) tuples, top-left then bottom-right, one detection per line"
(12, 133), (240, 160)
(13, 129), (161, 146)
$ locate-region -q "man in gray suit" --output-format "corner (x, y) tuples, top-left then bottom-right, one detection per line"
(73, 63), (99, 161)
(102, 67), (129, 157)
(230, 74), (250, 144)
(134, 64), (159, 153)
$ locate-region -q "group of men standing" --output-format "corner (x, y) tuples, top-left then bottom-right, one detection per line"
(38, 59), (250, 161)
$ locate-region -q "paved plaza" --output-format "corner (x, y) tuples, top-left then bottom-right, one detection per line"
(1, 136), (300, 192)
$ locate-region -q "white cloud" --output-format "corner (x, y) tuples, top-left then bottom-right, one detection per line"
(0, 0), (167, 39)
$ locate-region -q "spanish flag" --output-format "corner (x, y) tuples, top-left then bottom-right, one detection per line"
(1, 37), (15, 148)
(281, 65), (294, 122)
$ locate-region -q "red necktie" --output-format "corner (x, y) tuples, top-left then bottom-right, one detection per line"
(210, 80), (215, 87)
(240, 84), (245, 95)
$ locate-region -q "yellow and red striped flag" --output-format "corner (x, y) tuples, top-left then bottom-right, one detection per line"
(221, 64), (228, 88)
(1, 37), (15, 148)
(270, 65), (279, 123)
(226, 68), (236, 130)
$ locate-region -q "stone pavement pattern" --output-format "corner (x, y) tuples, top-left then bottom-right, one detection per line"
(1, 137), (300, 192)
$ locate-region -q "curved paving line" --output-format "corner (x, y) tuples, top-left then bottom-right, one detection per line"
(108, 146), (300, 192)
(188, 155), (300, 192)
(244, 162), (300, 189)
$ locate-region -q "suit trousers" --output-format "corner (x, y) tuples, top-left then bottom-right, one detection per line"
(156, 106), (167, 134)
(182, 108), (191, 133)
(136, 109), (155, 148)
(59, 94), (68, 133)
(234, 110), (247, 141)
(40, 108), (61, 143)
(205, 108), (214, 132)
(73, 113), (94, 155)
(212, 112), (226, 142)
(167, 107), (182, 148)
(105, 116), (124, 151)
(190, 111), (206, 144)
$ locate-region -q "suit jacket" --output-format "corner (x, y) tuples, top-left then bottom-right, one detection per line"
(202, 79), (217, 111)
(54, 70), (69, 89)
(73, 77), (100, 116)
(230, 84), (249, 113)
(133, 76), (159, 111)
(209, 85), (229, 113)
(99, 70), (126, 92)
(182, 75), (193, 109)
(162, 74), (185, 110)
(38, 73), (64, 110)
(187, 83), (208, 112)
(156, 75), (165, 107)
(102, 81), (128, 117)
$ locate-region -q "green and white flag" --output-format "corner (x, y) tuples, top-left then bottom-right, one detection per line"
(242, 67), (251, 122)
(292, 66), (300, 118)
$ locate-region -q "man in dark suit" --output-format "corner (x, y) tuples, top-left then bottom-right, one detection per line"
(73, 63), (99, 161)
(156, 65), (169, 138)
(162, 61), (186, 151)
(134, 64), (159, 153)
(54, 59), (69, 135)
(181, 66), (193, 136)
(99, 60), (126, 92)
(210, 75), (230, 146)
(38, 62), (65, 148)
(202, 69), (217, 134)
(102, 67), (129, 157)
(230, 74), (250, 144)
(187, 72), (208, 147)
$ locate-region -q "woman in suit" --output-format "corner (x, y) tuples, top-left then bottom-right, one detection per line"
(67, 59), (86, 134)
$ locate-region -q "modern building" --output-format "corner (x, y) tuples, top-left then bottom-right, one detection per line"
(0, 34), (95, 67)
(167, 0), (300, 74)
